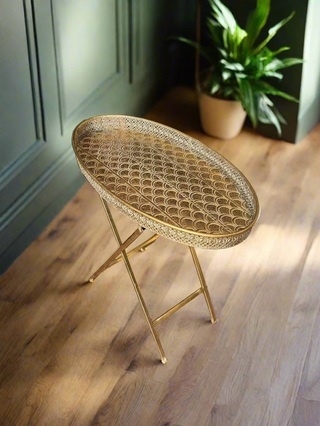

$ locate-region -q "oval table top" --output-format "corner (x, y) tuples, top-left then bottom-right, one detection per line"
(72, 115), (260, 249)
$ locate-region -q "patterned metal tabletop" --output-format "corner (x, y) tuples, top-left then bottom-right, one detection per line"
(72, 115), (259, 249)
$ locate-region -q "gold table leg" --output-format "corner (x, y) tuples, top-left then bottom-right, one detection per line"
(92, 197), (217, 364)
(88, 227), (143, 283)
(189, 246), (217, 324)
(100, 198), (168, 364)
(105, 234), (159, 270)
(153, 287), (203, 325)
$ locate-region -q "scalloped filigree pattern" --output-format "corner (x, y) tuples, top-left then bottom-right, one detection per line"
(72, 116), (259, 249)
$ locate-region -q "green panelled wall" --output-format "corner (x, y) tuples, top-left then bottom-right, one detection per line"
(0, 0), (181, 273)
(296, 0), (320, 142)
(1, 0), (319, 273)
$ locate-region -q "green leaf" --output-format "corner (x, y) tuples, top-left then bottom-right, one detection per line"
(222, 29), (229, 49)
(223, 87), (236, 98)
(275, 57), (304, 69)
(235, 72), (247, 79)
(270, 46), (291, 57)
(207, 18), (223, 45)
(271, 91), (299, 103)
(268, 12), (295, 36)
(210, 82), (220, 95)
(220, 59), (244, 71)
(238, 79), (258, 127)
(224, 25), (247, 60)
(265, 57), (303, 73)
(170, 37), (213, 64)
(253, 11), (295, 54)
(209, 0), (237, 34)
(273, 106), (287, 124)
(222, 70), (232, 81)
(252, 81), (299, 102)
(243, 0), (270, 50)
(265, 58), (283, 71)
(258, 94), (282, 134)
(234, 25), (247, 43)
(244, 57), (251, 67)
(264, 71), (284, 79)
(261, 93), (273, 106)
(217, 47), (228, 58)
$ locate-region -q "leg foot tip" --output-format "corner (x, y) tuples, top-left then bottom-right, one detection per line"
(161, 357), (168, 365)
(211, 319), (218, 324)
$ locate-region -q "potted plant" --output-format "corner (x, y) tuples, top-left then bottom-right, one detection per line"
(174, 0), (303, 139)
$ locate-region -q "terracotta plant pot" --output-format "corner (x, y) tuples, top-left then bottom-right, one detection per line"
(198, 91), (247, 139)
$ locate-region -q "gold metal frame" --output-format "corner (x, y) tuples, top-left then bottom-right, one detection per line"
(89, 197), (217, 364)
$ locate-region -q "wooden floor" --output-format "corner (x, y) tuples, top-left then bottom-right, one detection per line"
(1, 87), (320, 426)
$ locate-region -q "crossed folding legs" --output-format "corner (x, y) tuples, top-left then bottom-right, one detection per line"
(88, 197), (217, 364)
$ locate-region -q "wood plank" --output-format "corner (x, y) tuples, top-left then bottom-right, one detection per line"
(14, 322), (119, 426)
(90, 372), (164, 426)
(236, 232), (320, 426)
(69, 238), (193, 425)
(290, 398), (320, 426)
(0, 187), (141, 425)
(289, 293), (320, 425)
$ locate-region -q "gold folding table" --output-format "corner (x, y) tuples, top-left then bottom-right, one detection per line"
(72, 115), (259, 364)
